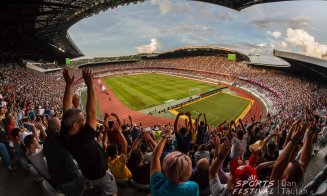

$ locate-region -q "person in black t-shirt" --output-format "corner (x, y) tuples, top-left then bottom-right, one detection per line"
(195, 113), (208, 145)
(60, 68), (117, 196)
(174, 111), (193, 154)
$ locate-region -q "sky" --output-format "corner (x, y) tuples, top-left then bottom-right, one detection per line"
(68, 0), (327, 59)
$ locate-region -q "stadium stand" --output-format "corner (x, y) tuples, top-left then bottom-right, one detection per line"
(1, 49), (327, 195)
(0, 0), (326, 195)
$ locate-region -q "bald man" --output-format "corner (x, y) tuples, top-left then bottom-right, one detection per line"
(189, 158), (210, 190)
(44, 117), (85, 196)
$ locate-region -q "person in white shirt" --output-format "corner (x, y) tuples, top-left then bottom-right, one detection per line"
(24, 134), (51, 180)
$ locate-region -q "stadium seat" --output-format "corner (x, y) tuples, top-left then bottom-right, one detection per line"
(314, 171), (326, 184)
(115, 178), (130, 186)
(323, 164), (327, 174)
(40, 179), (65, 196)
(302, 180), (317, 193)
(28, 166), (44, 183)
(130, 180), (150, 191)
(18, 157), (31, 170)
(199, 188), (211, 195)
(312, 181), (327, 196)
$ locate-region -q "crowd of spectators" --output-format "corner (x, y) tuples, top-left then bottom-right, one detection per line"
(0, 55), (327, 196)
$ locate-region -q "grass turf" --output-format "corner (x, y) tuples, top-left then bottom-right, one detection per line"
(103, 73), (219, 110)
(176, 93), (251, 127)
(80, 91), (103, 119)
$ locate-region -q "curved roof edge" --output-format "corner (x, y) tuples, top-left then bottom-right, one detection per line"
(248, 54), (290, 67)
(273, 50), (327, 69)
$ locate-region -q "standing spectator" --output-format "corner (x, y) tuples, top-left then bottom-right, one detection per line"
(60, 68), (117, 195)
(127, 130), (156, 186)
(105, 113), (132, 180)
(195, 113), (208, 145)
(174, 112), (193, 154)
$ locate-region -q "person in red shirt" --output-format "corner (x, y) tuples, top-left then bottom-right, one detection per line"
(5, 113), (16, 141)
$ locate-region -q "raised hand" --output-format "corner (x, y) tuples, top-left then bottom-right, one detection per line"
(219, 140), (231, 158)
(305, 122), (315, 140)
(82, 68), (93, 87)
(63, 68), (75, 86)
(163, 125), (172, 136)
(103, 113), (110, 129)
(291, 121), (306, 141)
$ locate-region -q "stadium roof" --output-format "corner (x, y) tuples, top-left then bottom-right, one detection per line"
(273, 49), (327, 82)
(0, 0), (312, 63)
(248, 54), (290, 67)
(194, 0), (296, 11)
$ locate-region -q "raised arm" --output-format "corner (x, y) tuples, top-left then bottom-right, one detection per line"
(227, 120), (235, 138)
(299, 123), (314, 172)
(63, 68), (75, 112)
(130, 131), (143, 155)
(185, 112), (193, 133)
(283, 119), (300, 148)
(238, 119), (246, 133)
(217, 121), (226, 130)
(209, 140), (231, 181)
(102, 113), (110, 150)
(247, 121), (260, 137)
(144, 132), (157, 151)
(111, 113), (122, 128)
(128, 115), (133, 127)
(261, 133), (277, 156)
(150, 126), (171, 177)
(196, 113), (202, 127)
(82, 69), (97, 130)
(174, 112), (183, 134)
(72, 94), (81, 109)
(204, 113), (208, 127)
(118, 127), (128, 154)
(270, 121), (305, 182)
(256, 161), (275, 174)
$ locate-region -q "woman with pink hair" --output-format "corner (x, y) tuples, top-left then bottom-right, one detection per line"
(150, 125), (199, 196)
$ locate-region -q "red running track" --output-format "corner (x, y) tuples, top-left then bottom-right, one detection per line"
(95, 79), (264, 126)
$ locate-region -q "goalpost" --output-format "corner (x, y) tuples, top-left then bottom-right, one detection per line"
(189, 88), (201, 95)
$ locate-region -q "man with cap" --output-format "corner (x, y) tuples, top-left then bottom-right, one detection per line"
(209, 138), (259, 196)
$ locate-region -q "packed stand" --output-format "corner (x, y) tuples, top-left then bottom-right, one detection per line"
(0, 61), (326, 196)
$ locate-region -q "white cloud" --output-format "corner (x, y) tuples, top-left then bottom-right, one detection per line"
(286, 28), (327, 58)
(270, 40), (288, 49)
(150, 0), (189, 14)
(258, 43), (267, 47)
(136, 38), (161, 54)
(280, 41), (288, 48)
(267, 31), (282, 38)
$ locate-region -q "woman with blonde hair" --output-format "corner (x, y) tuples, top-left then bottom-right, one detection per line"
(150, 125), (199, 196)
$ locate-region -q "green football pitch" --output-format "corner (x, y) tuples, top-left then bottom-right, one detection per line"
(81, 91), (103, 119)
(176, 93), (251, 127)
(103, 73), (219, 110)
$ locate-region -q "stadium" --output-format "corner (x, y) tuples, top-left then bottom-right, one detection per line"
(0, 0), (327, 196)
